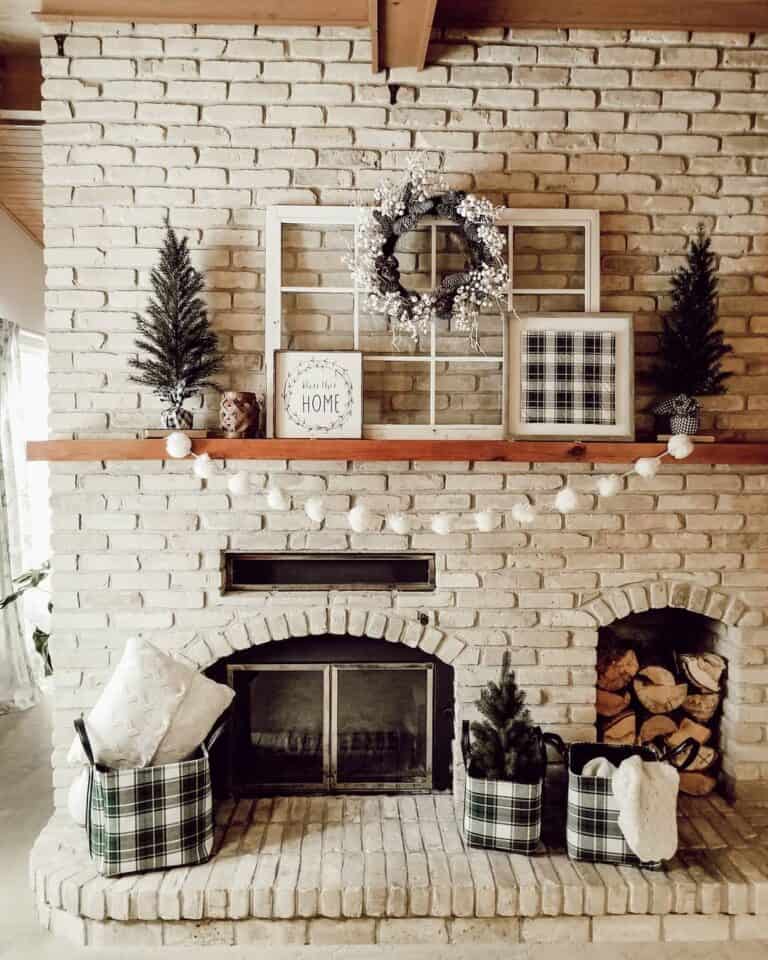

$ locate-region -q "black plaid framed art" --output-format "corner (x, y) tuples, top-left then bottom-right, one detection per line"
(507, 314), (634, 439)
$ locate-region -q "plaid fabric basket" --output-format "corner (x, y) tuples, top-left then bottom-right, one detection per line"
(462, 720), (557, 854)
(74, 716), (225, 877)
(566, 740), (697, 869)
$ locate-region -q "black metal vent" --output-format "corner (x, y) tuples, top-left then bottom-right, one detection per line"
(224, 552), (435, 592)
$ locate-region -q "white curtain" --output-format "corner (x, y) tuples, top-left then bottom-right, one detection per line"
(0, 319), (38, 712)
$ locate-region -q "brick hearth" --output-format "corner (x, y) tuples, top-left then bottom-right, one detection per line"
(32, 792), (768, 946)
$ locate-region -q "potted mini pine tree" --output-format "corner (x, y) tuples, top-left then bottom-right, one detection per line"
(129, 224), (222, 430)
(652, 225), (732, 436)
(462, 652), (552, 853)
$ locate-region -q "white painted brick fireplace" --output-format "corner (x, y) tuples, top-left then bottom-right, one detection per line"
(33, 17), (768, 947)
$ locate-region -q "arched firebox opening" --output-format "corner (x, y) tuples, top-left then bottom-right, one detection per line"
(597, 608), (727, 797)
(206, 634), (455, 797)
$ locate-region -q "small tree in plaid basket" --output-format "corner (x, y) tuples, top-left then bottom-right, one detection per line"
(470, 652), (545, 783)
(652, 225), (731, 434)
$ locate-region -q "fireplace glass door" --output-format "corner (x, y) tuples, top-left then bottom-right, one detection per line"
(227, 662), (433, 793)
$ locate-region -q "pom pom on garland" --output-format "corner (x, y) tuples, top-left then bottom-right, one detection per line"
(596, 474), (623, 498)
(266, 486), (290, 511)
(165, 431), (192, 459)
(227, 471), (249, 496)
(431, 513), (454, 536)
(386, 512), (412, 536)
(553, 487), (578, 514)
(192, 452), (216, 480)
(667, 434), (695, 460)
(348, 503), (372, 534)
(473, 509), (497, 533)
(511, 502), (536, 525)
(304, 496), (326, 523)
(634, 456), (660, 479)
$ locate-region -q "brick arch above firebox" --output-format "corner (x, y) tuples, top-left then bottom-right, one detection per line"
(177, 607), (466, 673)
(579, 580), (756, 630)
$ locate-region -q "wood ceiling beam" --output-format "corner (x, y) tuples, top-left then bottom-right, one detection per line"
(434, 0), (768, 32)
(370, 0), (438, 70)
(36, 1), (368, 26)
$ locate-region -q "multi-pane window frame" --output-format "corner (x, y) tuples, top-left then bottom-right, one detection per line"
(265, 206), (600, 439)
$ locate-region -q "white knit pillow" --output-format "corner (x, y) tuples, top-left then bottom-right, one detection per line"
(68, 636), (233, 768)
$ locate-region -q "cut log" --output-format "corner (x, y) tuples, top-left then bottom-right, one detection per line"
(679, 771), (718, 797)
(638, 715), (678, 744)
(683, 692), (720, 723)
(601, 710), (636, 744)
(671, 744), (718, 773)
(638, 665), (677, 687)
(596, 688), (631, 718)
(679, 653), (726, 693)
(633, 675), (688, 714)
(597, 648), (640, 692)
(666, 718), (711, 747)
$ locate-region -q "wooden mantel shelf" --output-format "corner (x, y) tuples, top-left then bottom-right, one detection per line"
(25, 439), (768, 465)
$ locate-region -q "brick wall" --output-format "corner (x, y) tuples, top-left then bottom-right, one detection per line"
(40, 22), (768, 438)
(39, 22), (768, 807)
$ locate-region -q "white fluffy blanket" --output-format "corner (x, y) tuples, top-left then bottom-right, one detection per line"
(612, 755), (680, 862)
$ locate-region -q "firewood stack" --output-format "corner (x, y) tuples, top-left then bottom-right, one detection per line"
(596, 647), (726, 796)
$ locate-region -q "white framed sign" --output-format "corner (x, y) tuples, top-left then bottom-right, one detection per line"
(274, 351), (362, 438)
(508, 313), (634, 440)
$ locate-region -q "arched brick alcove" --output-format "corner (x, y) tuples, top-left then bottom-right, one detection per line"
(176, 607), (465, 673)
(579, 580), (760, 797)
(580, 580), (752, 630)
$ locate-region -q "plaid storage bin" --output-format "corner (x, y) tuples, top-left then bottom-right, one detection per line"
(464, 771), (542, 854)
(74, 717), (224, 877)
(461, 720), (550, 854)
(565, 740), (697, 869)
(567, 743), (659, 868)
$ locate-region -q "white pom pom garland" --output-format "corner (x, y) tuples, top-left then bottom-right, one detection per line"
(473, 509), (497, 533)
(634, 456), (660, 479)
(511, 502), (537, 525)
(304, 496), (326, 523)
(431, 513), (454, 536)
(667, 434), (695, 460)
(553, 487), (578, 514)
(386, 512), (412, 536)
(266, 486), (290, 511)
(192, 452), (216, 480)
(227, 471), (250, 496)
(596, 474), (623, 498)
(165, 431), (192, 459)
(348, 503), (372, 533)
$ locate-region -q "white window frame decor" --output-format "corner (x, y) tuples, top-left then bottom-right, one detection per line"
(265, 206), (601, 439)
(508, 312), (634, 441)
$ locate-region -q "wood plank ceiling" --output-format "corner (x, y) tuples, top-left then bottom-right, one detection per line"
(0, 120), (42, 245)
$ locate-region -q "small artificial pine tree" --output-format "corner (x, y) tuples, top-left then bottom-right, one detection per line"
(129, 224), (222, 429)
(470, 652), (545, 783)
(653, 224), (731, 398)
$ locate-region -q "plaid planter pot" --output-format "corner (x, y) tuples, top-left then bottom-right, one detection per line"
(461, 720), (554, 854)
(565, 741), (697, 869)
(74, 717), (224, 877)
(670, 413), (699, 435)
(463, 771), (542, 853)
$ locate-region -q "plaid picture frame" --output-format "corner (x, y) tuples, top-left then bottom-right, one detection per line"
(75, 718), (220, 877)
(566, 743), (662, 869)
(463, 772), (542, 854)
(508, 314), (634, 440)
(521, 329), (616, 426)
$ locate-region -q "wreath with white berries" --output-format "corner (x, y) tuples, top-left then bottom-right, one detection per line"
(349, 162), (509, 349)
